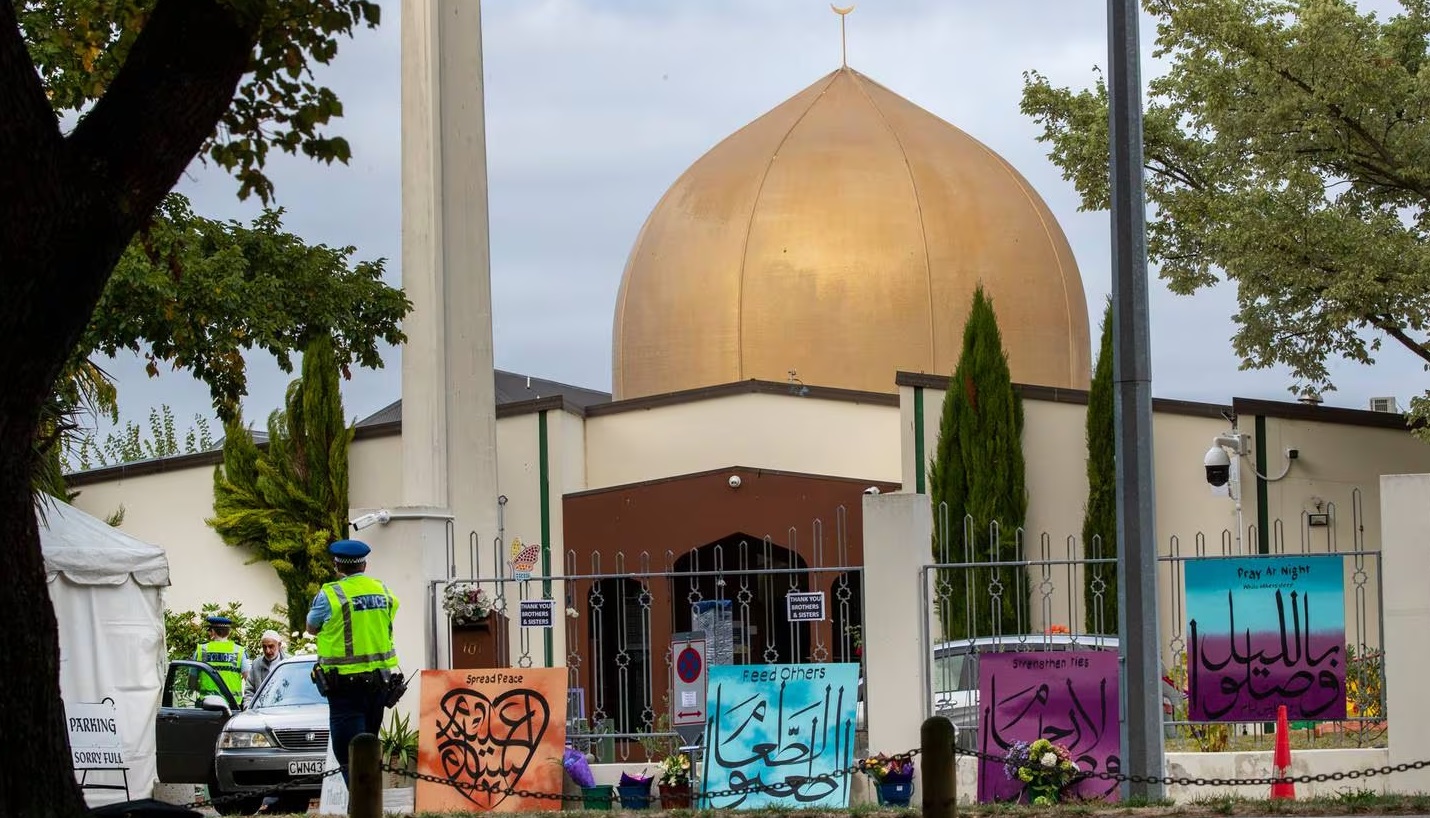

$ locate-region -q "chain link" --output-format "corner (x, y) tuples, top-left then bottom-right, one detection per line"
(197, 743), (1429, 808)
(377, 749), (922, 803)
(952, 745), (1430, 788)
(182, 766), (345, 810)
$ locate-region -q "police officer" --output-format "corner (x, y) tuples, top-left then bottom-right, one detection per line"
(194, 616), (248, 705)
(306, 539), (400, 782)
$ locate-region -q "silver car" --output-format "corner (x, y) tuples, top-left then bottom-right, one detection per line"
(156, 655), (328, 815)
(214, 656), (329, 805)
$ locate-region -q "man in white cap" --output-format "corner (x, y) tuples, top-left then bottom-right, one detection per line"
(306, 539), (400, 783)
(247, 630), (287, 695)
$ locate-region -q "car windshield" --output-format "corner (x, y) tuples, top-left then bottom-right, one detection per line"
(249, 662), (324, 709)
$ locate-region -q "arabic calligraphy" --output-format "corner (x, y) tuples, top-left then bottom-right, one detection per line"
(416, 668), (567, 813)
(976, 650), (1121, 803)
(1185, 556), (1346, 722)
(700, 663), (859, 810)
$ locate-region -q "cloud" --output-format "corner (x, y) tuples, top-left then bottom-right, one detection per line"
(87, 0), (1424, 440)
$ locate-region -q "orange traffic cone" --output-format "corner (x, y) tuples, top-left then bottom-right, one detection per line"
(1271, 704), (1296, 800)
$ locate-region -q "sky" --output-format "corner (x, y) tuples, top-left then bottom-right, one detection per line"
(88, 0), (1423, 441)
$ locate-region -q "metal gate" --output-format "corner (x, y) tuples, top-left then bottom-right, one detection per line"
(437, 506), (866, 759)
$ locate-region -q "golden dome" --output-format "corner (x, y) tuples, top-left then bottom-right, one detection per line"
(611, 67), (1090, 400)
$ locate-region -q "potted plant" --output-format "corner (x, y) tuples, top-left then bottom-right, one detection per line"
(656, 753), (693, 808)
(378, 711), (419, 790)
(617, 771), (654, 809)
(1003, 739), (1082, 805)
(858, 752), (915, 807)
(443, 582), (493, 627)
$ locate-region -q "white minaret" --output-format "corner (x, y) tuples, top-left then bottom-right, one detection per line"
(364, 0), (499, 678)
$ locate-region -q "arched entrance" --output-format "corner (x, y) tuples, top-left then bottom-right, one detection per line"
(671, 534), (811, 665)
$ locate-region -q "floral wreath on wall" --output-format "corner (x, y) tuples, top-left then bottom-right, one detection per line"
(442, 582), (493, 625)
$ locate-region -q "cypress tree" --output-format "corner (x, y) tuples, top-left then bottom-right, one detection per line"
(928, 285), (1028, 640)
(209, 335), (354, 632)
(1082, 299), (1117, 634)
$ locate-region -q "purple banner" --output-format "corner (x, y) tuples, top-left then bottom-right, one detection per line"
(1186, 556), (1346, 721)
(976, 650), (1120, 803)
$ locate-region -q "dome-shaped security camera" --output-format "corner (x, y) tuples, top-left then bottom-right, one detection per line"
(1204, 445), (1231, 487)
(728, 474), (742, 489)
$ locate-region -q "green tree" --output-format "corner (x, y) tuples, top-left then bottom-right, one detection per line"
(76, 404), (214, 470)
(2, 3), (377, 814)
(84, 193), (409, 419)
(209, 335), (353, 634)
(928, 286), (1028, 640)
(1082, 299), (1116, 635)
(1021, 0), (1430, 434)
(50, 192), (407, 481)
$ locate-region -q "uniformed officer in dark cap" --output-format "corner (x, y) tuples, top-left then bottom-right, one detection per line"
(306, 539), (400, 783)
(194, 616), (248, 705)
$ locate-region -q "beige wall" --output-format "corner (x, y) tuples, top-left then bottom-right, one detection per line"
(1256, 415), (1430, 555)
(584, 393), (901, 490)
(71, 464), (281, 618)
(904, 384), (1232, 547)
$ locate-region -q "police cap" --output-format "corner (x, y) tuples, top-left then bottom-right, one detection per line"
(205, 616), (233, 627)
(330, 539), (371, 565)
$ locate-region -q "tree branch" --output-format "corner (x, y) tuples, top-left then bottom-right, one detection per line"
(0, 2), (61, 160)
(1368, 316), (1430, 367)
(0, 0), (262, 416)
(68, 0), (259, 230)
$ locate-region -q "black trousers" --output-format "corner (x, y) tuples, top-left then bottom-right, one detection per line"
(327, 674), (386, 784)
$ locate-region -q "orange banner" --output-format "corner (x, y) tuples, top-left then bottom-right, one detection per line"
(415, 668), (568, 812)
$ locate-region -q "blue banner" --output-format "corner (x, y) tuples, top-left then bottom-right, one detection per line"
(1185, 555), (1346, 721)
(699, 663), (859, 809)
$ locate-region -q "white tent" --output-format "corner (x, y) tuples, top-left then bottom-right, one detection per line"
(41, 500), (169, 807)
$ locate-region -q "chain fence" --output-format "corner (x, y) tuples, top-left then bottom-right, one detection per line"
(950, 744), (1430, 789)
(178, 742), (1430, 810)
(181, 767), (343, 811)
(373, 749), (922, 804)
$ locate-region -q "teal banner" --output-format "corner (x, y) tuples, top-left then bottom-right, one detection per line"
(699, 663), (859, 809)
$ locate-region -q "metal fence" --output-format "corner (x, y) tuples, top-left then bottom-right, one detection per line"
(437, 506), (865, 760)
(920, 496), (1386, 750)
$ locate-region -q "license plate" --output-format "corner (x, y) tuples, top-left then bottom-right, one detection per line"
(288, 760), (325, 776)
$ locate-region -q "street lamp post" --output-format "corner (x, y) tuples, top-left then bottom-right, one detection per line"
(1107, 0), (1167, 801)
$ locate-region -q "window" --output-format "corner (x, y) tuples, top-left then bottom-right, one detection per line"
(932, 652), (972, 693)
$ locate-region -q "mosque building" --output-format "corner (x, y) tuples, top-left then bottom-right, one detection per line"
(68, 61), (1427, 737)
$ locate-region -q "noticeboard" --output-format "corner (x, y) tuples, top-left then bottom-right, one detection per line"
(669, 631), (708, 744)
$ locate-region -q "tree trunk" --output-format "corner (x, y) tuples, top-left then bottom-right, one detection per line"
(0, 1), (262, 813)
(0, 433), (84, 817)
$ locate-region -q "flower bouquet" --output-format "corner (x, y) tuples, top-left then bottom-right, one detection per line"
(1003, 739), (1082, 805)
(859, 752), (915, 807)
(656, 753), (693, 808)
(442, 582), (493, 625)
(859, 752), (915, 784)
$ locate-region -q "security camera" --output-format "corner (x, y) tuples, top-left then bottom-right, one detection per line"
(727, 475), (742, 489)
(350, 510), (391, 531)
(863, 486), (881, 495)
(1203, 446), (1231, 487)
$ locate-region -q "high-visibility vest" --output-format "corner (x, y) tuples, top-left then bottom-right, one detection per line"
(316, 575), (399, 675)
(195, 639), (244, 702)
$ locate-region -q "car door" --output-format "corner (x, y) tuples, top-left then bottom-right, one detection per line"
(156, 660), (238, 783)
